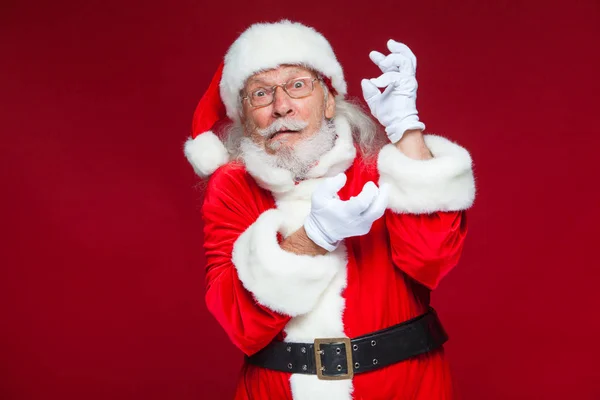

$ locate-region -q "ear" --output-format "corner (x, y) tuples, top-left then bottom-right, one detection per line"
(324, 92), (336, 119)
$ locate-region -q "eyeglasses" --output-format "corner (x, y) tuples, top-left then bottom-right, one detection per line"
(242, 77), (320, 108)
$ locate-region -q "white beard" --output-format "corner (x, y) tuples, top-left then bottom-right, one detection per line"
(240, 119), (337, 181)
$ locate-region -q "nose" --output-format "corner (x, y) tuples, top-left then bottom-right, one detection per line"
(271, 86), (295, 118)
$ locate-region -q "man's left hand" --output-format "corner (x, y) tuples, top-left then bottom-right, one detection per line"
(361, 40), (425, 143)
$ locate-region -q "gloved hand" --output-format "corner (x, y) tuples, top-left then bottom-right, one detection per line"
(303, 173), (389, 252)
(361, 40), (426, 143)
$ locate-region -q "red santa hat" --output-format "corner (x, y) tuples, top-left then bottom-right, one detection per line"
(184, 20), (347, 178)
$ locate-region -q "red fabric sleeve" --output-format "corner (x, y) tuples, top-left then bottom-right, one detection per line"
(385, 210), (468, 290)
(201, 165), (291, 356)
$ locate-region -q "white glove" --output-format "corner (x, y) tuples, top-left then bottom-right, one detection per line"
(361, 40), (425, 143)
(303, 173), (389, 252)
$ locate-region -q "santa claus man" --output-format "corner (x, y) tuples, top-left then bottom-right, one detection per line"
(184, 20), (475, 400)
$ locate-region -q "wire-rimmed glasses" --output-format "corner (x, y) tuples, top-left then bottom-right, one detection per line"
(242, 77), (320, 108)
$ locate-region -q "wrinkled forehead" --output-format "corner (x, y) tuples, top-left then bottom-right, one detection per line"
(245, 64), (318, 88)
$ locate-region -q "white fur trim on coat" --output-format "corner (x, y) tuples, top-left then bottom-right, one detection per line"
(290, 374), (353, 400)
(183, 131), (229, 178)
(271, 172), (354, 400)
(272, 191), (353, 400)
(378, 134), (476, 214)
(284, 234), (353, 400)
(232, 208), (347, 317)
(221, 20), (346, 121)
(236, 122), (356, 399)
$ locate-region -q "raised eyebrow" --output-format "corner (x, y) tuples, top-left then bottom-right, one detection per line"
(286, 66), (315, 76)
(249, 85), (270, 92)
(246, 81), (269, 90)
(248, 71), (314, 86)
(245, 76), (272, 90)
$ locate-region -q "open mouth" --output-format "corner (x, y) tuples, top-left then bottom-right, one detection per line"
(269, 129), (299, 140)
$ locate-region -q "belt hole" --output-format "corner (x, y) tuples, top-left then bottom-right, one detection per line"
(373, 358), (378, 365)
(336, 348), (341, 354)
(352, 344), (358, 351)
(354, 362), (360, 369)
(301, 347), (306, 353)
(288, 363), (293, 369)
(371, 340), (376, 346)
(336, 365), (343, 371)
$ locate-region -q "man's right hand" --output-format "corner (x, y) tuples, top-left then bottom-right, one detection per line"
(303, 173), (389, 252)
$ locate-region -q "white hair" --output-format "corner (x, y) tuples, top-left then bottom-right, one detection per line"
(334, 98), (386, 161)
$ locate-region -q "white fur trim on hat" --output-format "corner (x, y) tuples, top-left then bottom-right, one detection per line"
(378, 135), (476, 214)
(183, 131), (229, 178)
(221, 20), (346, 121)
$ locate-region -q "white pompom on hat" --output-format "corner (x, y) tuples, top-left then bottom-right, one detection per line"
(184, 20), (347, 178)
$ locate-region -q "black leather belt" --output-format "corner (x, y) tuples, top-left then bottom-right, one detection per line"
(246, 308), (447, 380)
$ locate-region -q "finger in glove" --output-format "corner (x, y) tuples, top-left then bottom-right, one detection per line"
(361, 79), (381, 102)
(361, 183), (389, 220)
(377, 53), (413, 74)
(387, 40), (417, 63)
(370, 72), (405, 88)
(369, 50), (386, 67)
(345, 181), (379, 215)
(312, 172), (347, 208)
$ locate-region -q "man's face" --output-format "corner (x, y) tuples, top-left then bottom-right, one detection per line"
(241, 65), (336, 154)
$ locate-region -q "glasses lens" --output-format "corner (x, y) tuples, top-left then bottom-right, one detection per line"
(250, 88), (273, 106)
(285, 78), (313, 98)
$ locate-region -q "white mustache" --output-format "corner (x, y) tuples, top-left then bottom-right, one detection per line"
(257, 119), (309, 138)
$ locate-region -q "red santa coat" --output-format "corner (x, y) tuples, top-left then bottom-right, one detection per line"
(201, 116), (475, 400)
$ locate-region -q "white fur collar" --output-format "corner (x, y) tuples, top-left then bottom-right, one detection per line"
(242, 115), (357, 194)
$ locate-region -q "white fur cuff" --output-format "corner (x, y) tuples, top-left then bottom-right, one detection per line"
(232, 209), (346, 317)
(378, 135), (476, 214)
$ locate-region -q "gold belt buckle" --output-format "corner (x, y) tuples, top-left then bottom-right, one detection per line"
(314, 337), (354, 380)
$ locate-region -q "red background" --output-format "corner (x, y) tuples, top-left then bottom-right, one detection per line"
(2, 0), (599, 399)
